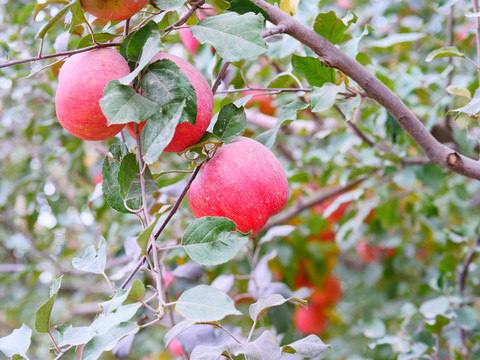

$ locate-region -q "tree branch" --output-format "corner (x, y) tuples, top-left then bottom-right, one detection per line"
(250, 0), (480, 180)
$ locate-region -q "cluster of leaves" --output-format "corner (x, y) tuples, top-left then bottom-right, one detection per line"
(2, 0), (480, 359)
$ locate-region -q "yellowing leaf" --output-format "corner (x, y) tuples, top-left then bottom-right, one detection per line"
(280, 0), (290, 14)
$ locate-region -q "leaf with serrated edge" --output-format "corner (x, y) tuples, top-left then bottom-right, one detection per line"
(282, 335), (331, 358)
(212, 104), (247, 143)
(175, 285), (242, 322)
(182, 217), (250, 266)
(0, 324), (32, 357)
(249, 294), (307, 322)
(72, 238), (107, 275)
(100, 80), (159, 126)
(191, 13), (267, 62)
(34, 276), (63, 333)
(163, 319), (197, 349)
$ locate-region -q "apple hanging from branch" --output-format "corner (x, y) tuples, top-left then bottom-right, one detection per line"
(188, 137), (289, 235)
(80, 0), (148, 21)
(55, 48), (130, 141)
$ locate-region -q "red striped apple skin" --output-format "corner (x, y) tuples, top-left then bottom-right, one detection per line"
(188, 137), (289, 235)
(55, 48), (130, 141)
(80, 0), (148, 21)
(126, 53), (214, 153)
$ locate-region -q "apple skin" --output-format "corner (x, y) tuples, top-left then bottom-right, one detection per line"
(294, 303), (328, 335)
(126, 53), (214, 153)
(313, 195), (351, 223)
(80, 0), (148, 21)
(168, 338), (184, 357)
(188, 137), (289, 235)
(311, 274), (342, 307)
(55, 48), (130, 141)
(179, 28), (201, 54)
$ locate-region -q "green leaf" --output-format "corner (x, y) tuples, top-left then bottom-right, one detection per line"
(175, 285), (242, 322)
(342, 25), (370, 59)
(419, 296), (450, 319)
(454, 306), (477, 330)
(137, 212), (163, 254)
(256, 100), (308, 148)
(121, 21), (162, 62)
(35, 0), (75, 40)
(425, 46), (466, 62)
(141, 101), (185, 164)
(124, 279), (146, 305)
(151, 0), (185, 10)
(450, 87), (480, 116)
(313, 11), (357, 44)
(446, 85), (472, 99)
(206, 0), (231, 10)
(191, 13), (268, 62)
(190, 344), (231, 360)
(34, 276), (63, 333)
(282, 335), (331, 358)
(212, 104), (247, 143)
(77, 33), (118, 49)
(61, 326), (91, 346)
(100, 80), (159, 126)
(72, 237), (107, 275)
(181, 217), (250, 266)
(292, 55), (335, 87)
(336, 94), (361, 120)
(249, 294), (307, 322)
(368, 32), (424, 48)
(100, 289), (130, 313)
(311, 82), (346, 112)
(231, 331), (281, 360)
(118, 154), (139, 198)
(228, 0), (268, 18)
(0, 324), (32, 358)
(33, 0), (69, 20)
(163, 319), (196, 349)
(102, 144), (141, 213)
(90, 303), (141, 336)
(142, 58), (197, 125)
(81, 322), (139, 360)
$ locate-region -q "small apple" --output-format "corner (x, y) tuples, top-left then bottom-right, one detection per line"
(356, 241), (396, 263)
(126, 53), (214, 153)
(80, 0), (148, 21)
(243, 89), (276, 116)
(188, 137), (289, 235)
(55, 48), (130, 141)
(294, 303), (328, 335)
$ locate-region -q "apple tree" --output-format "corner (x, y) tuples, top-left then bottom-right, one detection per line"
(1, 0), (480, 359)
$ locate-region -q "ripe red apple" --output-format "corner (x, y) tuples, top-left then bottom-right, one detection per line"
(243, 89), (276, 116)
(311, 274), (342, 307)
(294, 303), (328, 335)
(126, 53), (214, 153)
(55, 48), (130, 141)
(188, 137), (289, 234)
(179, 5), (216, 54)
(80, 0), (148, 21)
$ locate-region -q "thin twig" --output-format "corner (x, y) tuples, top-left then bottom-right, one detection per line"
(215, 87), (311, 94)
(0, 42), (121, 69)
(212, 61), (231, 94)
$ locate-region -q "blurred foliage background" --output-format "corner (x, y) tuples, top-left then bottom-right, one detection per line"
(2, 0), (480, 359)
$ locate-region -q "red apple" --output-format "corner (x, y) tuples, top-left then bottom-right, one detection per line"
(126, 53), (214, 153)
(356, 241), (396, 263)
(311, 274), (342, 307)
(313, 195), (351, 223)
(168, 338), (184, 357)
(179, 27), (201, 54)
(80, 0), (148, 21)
(294, 303), (328, 335)
(243, 89), (276, 116)
(188, 137), (289, 235)
(55, 48), (130, 141)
